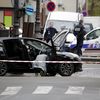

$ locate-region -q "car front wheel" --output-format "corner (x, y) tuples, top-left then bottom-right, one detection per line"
(0, 62), (7, 76)
(58, 63), (74, 76)
(40, 70), (47, 76)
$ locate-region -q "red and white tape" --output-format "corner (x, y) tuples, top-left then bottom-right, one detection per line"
(0, 60), (100, 64)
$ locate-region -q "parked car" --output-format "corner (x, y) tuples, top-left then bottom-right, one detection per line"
(0, 31), (82, 76)
(70, 27), (100, 50)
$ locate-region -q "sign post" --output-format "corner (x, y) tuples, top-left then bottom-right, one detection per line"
(25, 4), (34, 16)
(47, 1), (56, 12)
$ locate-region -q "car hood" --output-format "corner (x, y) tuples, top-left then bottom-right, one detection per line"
(57, 51), (81, 60)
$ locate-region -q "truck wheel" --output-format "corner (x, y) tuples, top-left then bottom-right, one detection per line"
(0, 62), (7, 76)
(58, 63), (74, 76)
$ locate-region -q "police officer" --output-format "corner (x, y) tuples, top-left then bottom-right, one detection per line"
(44, 22), (58, 43)
(73, 20), (86, 56)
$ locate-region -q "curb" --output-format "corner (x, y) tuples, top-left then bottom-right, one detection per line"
(81, 57), (100, 61)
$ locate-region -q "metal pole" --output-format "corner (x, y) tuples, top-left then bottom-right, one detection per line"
(13, 0), (20, 36)
(76, 0), (79, 12)
(35, 0), (41, 38)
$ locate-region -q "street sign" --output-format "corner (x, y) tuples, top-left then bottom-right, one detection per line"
(82, 10), (87, 16)
(25, 5), (34, 16)
(47, 1), (56, 12)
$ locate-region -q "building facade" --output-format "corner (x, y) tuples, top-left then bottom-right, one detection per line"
(0, 0), (88, 28)
(0, 0), (13, 28)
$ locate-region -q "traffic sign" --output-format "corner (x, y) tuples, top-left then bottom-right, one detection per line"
(25, 5), (34, 16)
(82, 10), (87, 16)
(47, 1), (56, 12)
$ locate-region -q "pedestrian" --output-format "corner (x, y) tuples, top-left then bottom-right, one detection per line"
(0, 22), (5, 30)
(44, 22), (58, 43)
(73, 19), (86, 56)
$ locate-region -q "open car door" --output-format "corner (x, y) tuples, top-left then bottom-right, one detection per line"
(3, 39), (32, 72)
(52, 29), (70, 51)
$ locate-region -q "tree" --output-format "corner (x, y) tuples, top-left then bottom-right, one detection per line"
(88, 0), (100, 16)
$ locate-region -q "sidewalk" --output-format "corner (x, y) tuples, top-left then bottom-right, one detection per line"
(83, 49), (100, 57)
(81, 49), (100, 61)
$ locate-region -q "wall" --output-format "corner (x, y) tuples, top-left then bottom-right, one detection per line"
(0, 0), (13, 7)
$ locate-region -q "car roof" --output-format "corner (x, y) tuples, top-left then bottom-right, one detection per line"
(0, 37), (40, 41)
(0, 37), (52, 46)
(92, 27), (100, 29)
(48, 11), (82, 22)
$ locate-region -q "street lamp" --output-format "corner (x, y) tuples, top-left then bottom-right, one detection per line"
(35, 0), (41, 38)
(13, 0), (20, 36)
(76, 0), (79, 12)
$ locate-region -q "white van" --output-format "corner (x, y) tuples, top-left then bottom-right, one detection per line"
(43, 11), (83, 35)
(84, 16), (100, 28)
(43, 11), (83, 44)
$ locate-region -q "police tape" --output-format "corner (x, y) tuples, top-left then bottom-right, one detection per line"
(0, 60), (100, 64)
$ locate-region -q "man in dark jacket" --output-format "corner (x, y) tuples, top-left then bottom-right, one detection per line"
(44, 22), (58, 43)
(73, 20), (86, 56)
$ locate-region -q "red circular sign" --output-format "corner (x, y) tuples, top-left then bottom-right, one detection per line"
(47, 1), (56, 12)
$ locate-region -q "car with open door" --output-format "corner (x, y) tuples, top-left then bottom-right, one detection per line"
(69, 27), (100, 51)
(0, 31), (82, 76)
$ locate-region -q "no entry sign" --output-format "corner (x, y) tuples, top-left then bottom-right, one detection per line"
(47, 1), (56, 12)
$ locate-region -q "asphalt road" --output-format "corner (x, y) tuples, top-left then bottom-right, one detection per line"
(0, 64), (100, 100)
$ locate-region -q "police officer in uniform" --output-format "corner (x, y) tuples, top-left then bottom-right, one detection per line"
(73, 20), (86, 56)
(44, 22), (58, 43)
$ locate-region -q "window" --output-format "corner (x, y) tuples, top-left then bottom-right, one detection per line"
(47, 20), (78, 32)
(25, 39), (52, 54)
(95, 29), (100, 37)
(86, 29), (100, 40)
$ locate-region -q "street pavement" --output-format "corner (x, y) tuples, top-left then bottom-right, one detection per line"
(0, 64), (100, 100)
(0, 76), (100, 100)
(0, 50), (100, 100)
(81, 49), (100, 61)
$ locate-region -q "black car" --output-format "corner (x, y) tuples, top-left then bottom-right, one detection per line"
(0, 36), (82, 76)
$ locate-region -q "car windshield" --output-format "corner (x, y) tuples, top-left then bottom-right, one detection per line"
(84, 23), (93, 33)
(46, 20), (78, 32)
(26, 39), (52, 53)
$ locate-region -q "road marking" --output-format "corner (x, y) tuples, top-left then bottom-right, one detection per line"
(0, 86), (22, 95)
(65, 86), (85, 95)
(32, 86), (53, 94)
